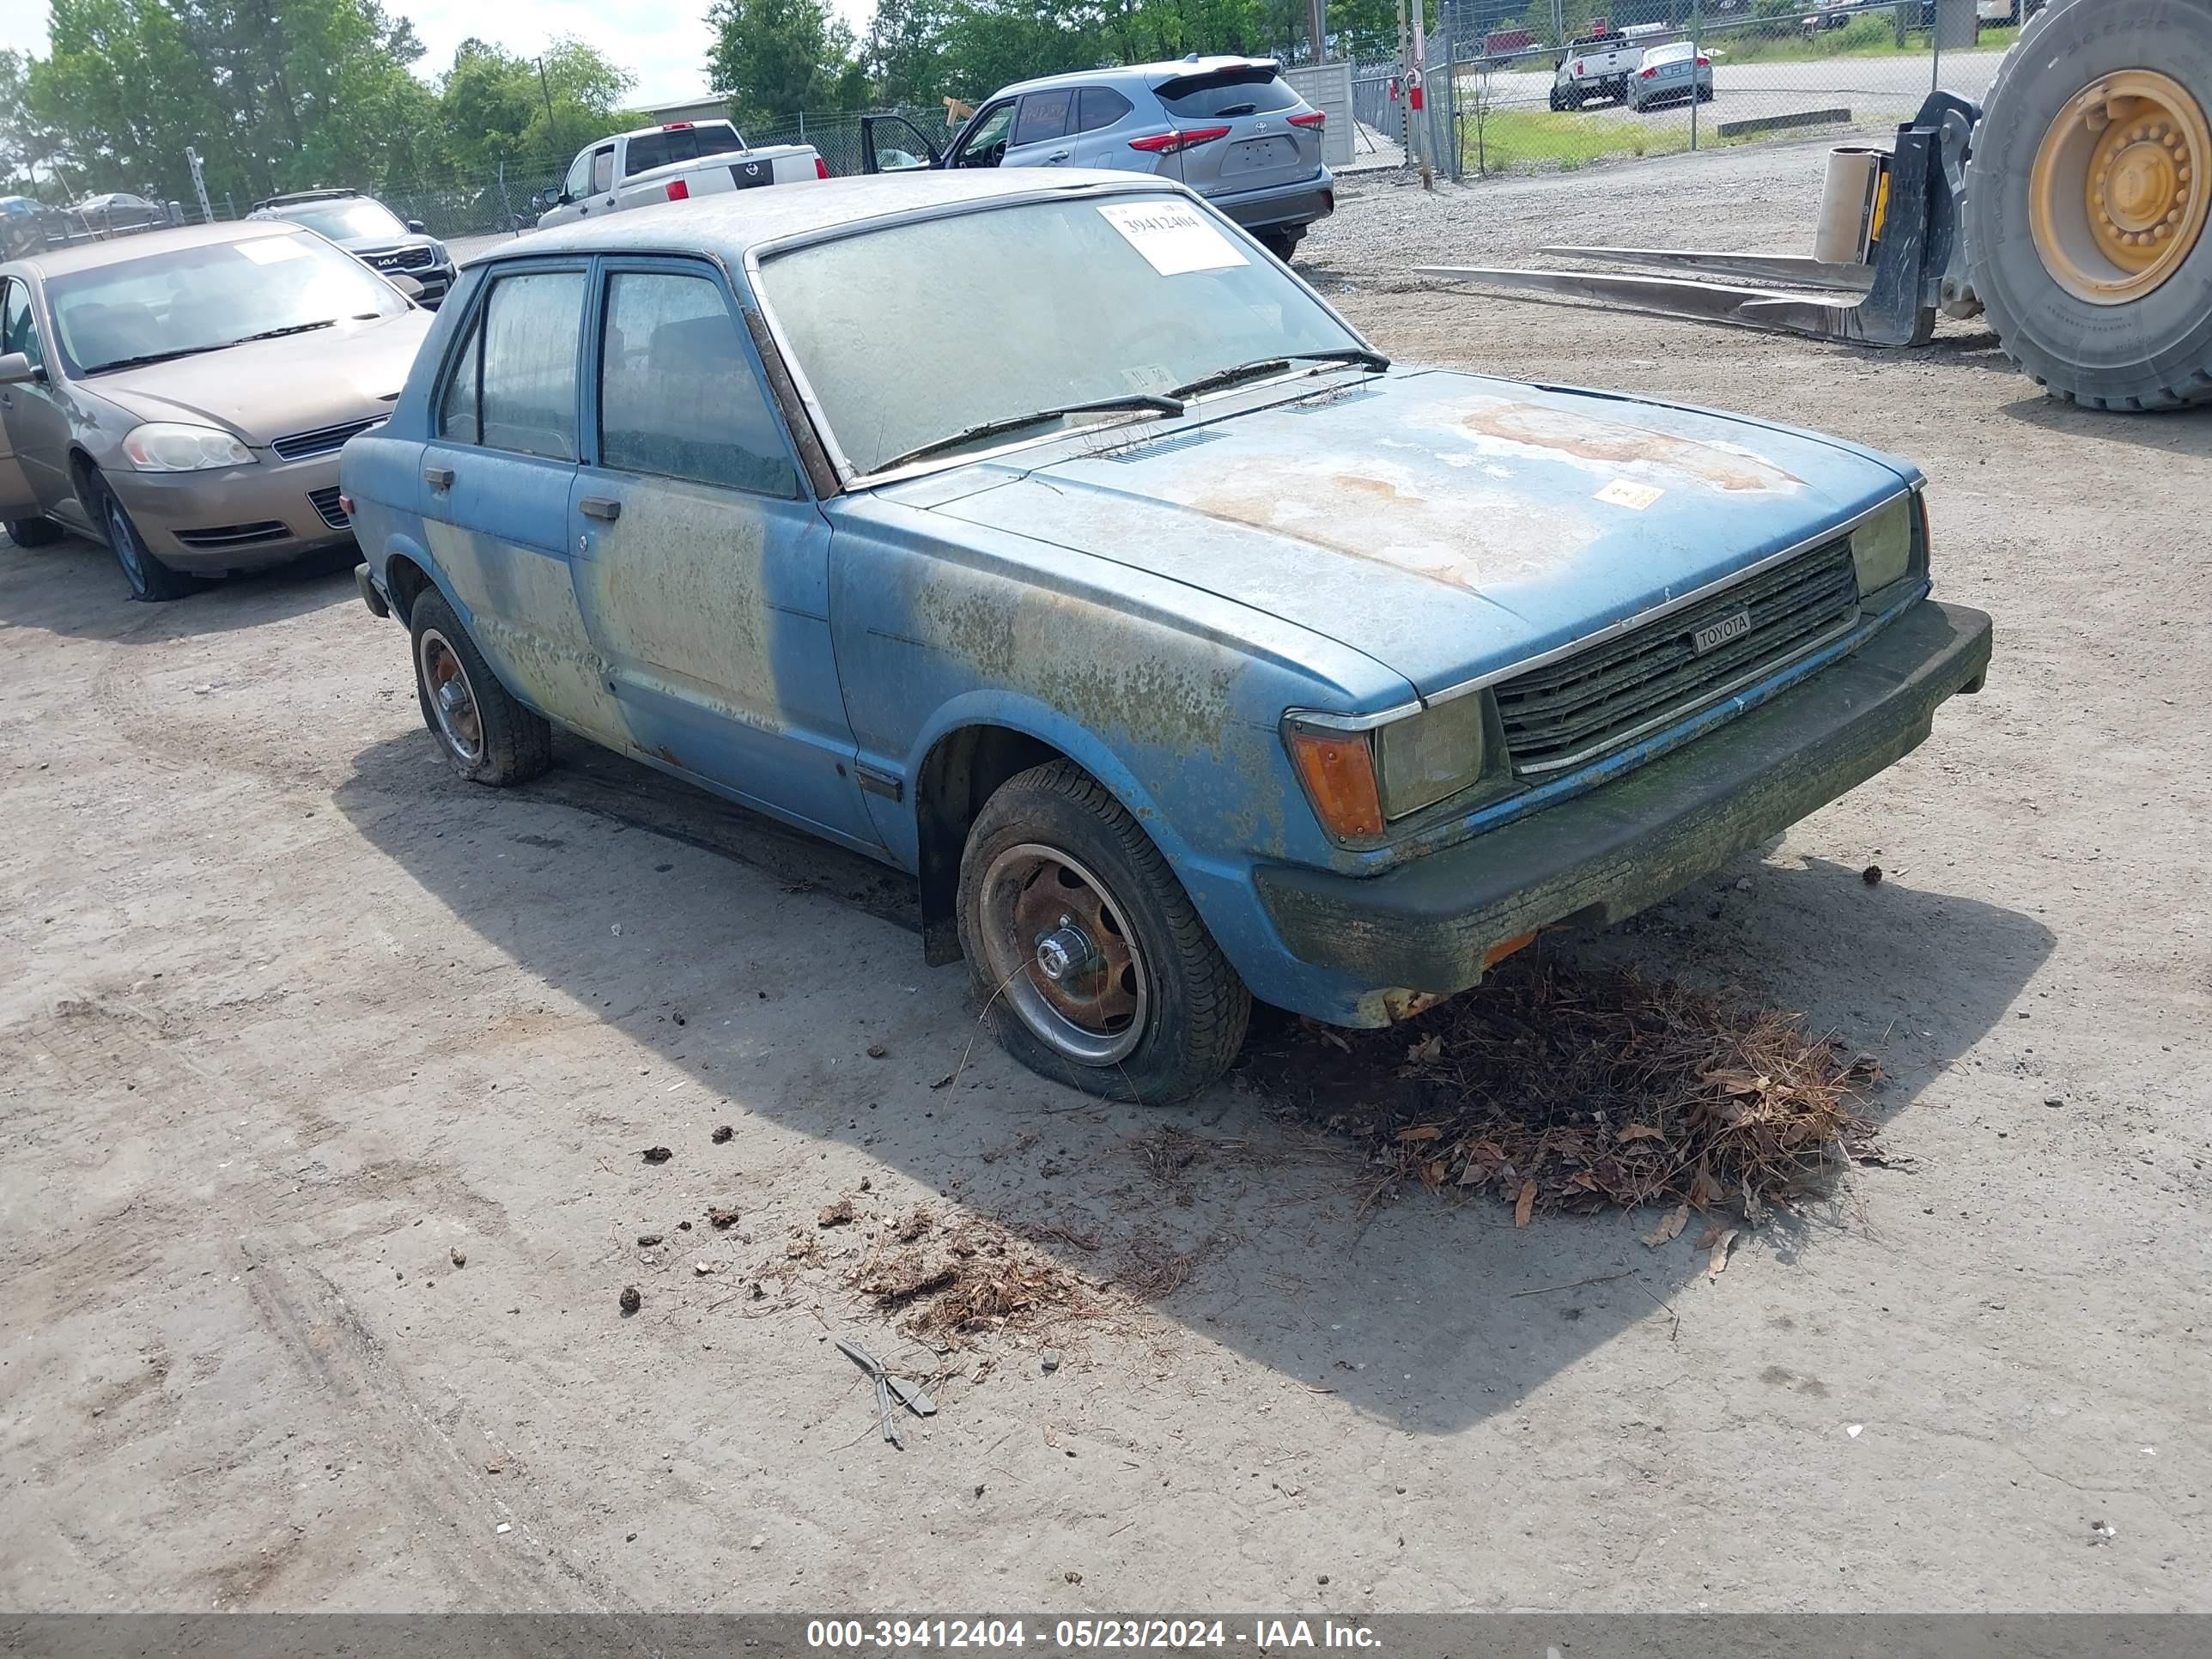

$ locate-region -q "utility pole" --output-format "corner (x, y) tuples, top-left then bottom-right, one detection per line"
(538, 55), (558, 126)
(1309, 0), (1327, 65)
(184, 146), (213, 223)
(1396, 0), (1416, 171)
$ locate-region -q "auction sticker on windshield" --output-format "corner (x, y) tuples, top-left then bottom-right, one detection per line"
(237, 237), (313, 264)
(1097, 201), (1248, 276)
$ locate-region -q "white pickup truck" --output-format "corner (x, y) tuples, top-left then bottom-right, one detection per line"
(1548, 29), (1644, 110)
(532, 121), (826, 228)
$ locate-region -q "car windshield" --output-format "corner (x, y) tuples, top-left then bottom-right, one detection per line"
(757, 193), (1367, 477)
(275, 198), (410, 241)
(1644, 42), (1694, 64)
(46, 232), (410, 374)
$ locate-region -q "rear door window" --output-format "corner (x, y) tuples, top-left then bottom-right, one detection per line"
(1152, 69), (1299, 119)
(1012, 91), (1074, 147)
(475, 270), (586, 460)
(437, 312), (482, 443)
(1074, 87), (1133, 134)
(597, 270), (797, 497)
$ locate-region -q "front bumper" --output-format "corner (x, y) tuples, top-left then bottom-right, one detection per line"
(106, 453), (354, 574)
(1252, 599), (1992, 1004)
(1211, 172), (1335, 234)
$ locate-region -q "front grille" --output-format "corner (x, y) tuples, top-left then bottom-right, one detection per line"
(308, 486), (349, 529)
(270, 417), (383, 461)
(368, 246), (434, 271)
(175, 521), (290, 550)
(1495, 535), (1860, 775)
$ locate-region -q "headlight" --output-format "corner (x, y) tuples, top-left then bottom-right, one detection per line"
(428, 240), (450, 265)
(121, 422), (254, 472)
(1286, 698), (1498, 842)
(1851, 490), (1924, 596)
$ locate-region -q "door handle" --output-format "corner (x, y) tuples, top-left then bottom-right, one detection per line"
(579, 495), (621, 521)
(1047, 149), (1071, 162)
(423, 464), (453, 489)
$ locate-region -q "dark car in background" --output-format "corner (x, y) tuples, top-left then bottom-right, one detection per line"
(860, 56), (1334, 262)
(250, 188), (457, 307)
(64, 192), (177, 238)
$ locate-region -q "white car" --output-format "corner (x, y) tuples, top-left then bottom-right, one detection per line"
(1626, 41), (1714, 112)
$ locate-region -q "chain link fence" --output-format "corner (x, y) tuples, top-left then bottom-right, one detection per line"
(1359, 0), (2034, 182)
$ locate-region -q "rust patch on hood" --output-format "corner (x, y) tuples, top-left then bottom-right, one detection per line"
(1449, 396), (1802, 494)
(1180, 460), (1600, 592)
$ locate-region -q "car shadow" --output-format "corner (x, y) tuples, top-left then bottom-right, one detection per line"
(331, 728), (2053, 1433)
(1996, 392), (2212, 457)
(0, 531), (360, 642)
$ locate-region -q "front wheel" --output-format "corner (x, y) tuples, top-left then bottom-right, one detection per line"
(408, 588), (552, 785)
(956, 761), (1250, 1103)
(91, 472), (194, 601)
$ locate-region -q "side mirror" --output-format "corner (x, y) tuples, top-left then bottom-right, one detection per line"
(387, 272), (425, 303)
(0, 350), (40, 386)
(405, 219), (427, 234)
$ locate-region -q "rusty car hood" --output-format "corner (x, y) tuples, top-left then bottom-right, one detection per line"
(921, 368), (1916, 697)
(88, 309), (434, 446)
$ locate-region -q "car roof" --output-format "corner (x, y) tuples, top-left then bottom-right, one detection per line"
(4, 216), (309, 279)
(490, 170), (1185, 268)
(994, 54), (1279, 98)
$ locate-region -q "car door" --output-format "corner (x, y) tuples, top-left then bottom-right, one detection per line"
(417, 262), (625, 744)
(945, 100), (1016, 169)
(0, 276), (77, 521)
(1002, 89), (1076, 167)
(1066, 86), (1138, 169)
(0, 276), (44, 522)
(540, 147), (604, 228)
(568, 258), (877, 848)
(859, 114), (943, 173)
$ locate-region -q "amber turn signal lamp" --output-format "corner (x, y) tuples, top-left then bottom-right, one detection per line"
(1288, 728), (1384, 841)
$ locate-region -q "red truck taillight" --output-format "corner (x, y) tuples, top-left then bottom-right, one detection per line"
(665, 179), (690, 201)
(814, 155), (829, 179)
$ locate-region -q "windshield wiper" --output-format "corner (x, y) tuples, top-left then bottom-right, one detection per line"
(1165, 348), (1390, 401)
(228, 319), (337, 345)
(872, 392), (1185, 473)
(84, 344), (224, 373)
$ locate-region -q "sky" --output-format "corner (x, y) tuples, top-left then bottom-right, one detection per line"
(0, 0), (877, 110)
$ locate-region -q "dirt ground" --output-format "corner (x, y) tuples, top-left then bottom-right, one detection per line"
(3, 142), (2208, 1615)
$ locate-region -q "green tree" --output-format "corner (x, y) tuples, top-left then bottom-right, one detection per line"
(707, 0), (870, 125)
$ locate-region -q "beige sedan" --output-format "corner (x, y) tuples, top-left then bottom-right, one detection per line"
(0, 219), (433, 600)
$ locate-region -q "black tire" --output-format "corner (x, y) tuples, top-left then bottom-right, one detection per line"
(956, 760), (1250, 1104)
(407, 587), (552, 786)
(1258, 228), (1302, 263)
(89, 471), (194, 601)
(1964, 0), (2212, 409)
(3, 516), (63, 546)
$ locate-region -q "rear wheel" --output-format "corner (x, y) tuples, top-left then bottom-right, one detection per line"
(90, 472), (193, 601)
(1258, 227), (1303, 263)
(1966, 0), (2212, 408)
(408, 588), (552, 786)
(956, 761), (1250, 1103)
(3, 516), (63, 546)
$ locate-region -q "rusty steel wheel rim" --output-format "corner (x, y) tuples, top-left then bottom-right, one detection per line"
(2030, 70), (2210, 306)
(417, 628), (483, 763)
(977, 842), (1148, 1066)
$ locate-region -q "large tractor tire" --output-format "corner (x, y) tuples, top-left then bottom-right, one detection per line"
(1965, 0), (2212, 409)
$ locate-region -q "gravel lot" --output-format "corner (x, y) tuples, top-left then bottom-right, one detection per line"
(3, 143), (2208, 1615)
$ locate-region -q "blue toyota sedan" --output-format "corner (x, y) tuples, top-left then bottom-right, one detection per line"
(341, 170), (1992, 1102)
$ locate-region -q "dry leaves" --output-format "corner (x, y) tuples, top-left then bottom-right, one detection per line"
(1238, 957), (1884, 1228)
(1642, 1204), (1689, 1249)
(849, 1216), (1102, 1341)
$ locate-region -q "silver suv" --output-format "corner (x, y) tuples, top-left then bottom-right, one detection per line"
(860, 56), (1334, 261)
